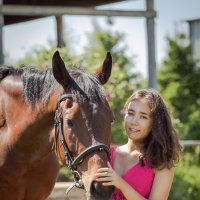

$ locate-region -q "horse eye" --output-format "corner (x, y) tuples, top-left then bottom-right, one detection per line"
(66, 119), (73, 127)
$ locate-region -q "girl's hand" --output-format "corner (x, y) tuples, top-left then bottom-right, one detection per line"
(95, 162), (124, 189)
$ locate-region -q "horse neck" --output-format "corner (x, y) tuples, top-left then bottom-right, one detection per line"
(46, 86), (63, 113)
(15, 88), (63, 161)
(0, 76), (61, 162)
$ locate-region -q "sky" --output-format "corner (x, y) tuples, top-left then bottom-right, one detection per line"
(3, 0), (200, 77)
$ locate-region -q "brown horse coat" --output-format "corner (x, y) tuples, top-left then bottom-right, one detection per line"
(0, 52), (114, 200)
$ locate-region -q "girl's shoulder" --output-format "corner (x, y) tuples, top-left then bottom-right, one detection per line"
(152, 166), (175, 184)
(148, 167), (175, 199)
(154, 166), (175, 176)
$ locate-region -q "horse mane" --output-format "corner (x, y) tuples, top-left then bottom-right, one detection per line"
(0, 65), (106, 105)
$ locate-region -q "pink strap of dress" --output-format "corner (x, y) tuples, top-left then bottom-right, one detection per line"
(111, 146), (155, 200)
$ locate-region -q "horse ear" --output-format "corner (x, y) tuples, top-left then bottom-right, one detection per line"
(95, 52), (112, 85)
(52, 51), (71, 88)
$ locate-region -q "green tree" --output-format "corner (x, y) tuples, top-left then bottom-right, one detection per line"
(82, 23), (144, 144)
(13, 22), (144, 144)
(158, 33), (200, 139)
(17, 45), (81, 70)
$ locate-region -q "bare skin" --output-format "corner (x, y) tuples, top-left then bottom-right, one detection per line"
(95, 99), (175, 200)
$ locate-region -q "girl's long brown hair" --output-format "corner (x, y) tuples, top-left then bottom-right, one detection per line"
(125, 89), (182, 169)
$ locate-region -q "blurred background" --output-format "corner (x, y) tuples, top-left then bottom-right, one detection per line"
(1, 0), (200, 199)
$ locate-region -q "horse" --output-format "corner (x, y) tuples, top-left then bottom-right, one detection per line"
(0, 51), (115, 200)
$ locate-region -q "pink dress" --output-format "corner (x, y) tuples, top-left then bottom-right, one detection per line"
(111, 146), (155, 200)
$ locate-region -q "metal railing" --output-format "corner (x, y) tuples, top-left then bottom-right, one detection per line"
(180, 140), (200, 146)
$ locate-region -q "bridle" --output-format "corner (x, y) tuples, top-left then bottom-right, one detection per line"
(53, 93), (111, 189)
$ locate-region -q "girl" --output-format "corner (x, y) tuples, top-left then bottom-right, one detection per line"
(95, 89), (182, 200)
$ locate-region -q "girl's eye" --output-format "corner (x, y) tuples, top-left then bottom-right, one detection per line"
(66, 119), (73, 127)
(128, 112), (134, 115)
(141, 116), (148, 119)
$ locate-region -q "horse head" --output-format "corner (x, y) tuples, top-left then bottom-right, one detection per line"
(52, 51), (114, 200)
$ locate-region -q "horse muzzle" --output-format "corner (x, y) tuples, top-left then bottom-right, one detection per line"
(89, 180), (114, 200)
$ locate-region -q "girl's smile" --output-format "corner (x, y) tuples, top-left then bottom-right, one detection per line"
(124, 98), (153, 143)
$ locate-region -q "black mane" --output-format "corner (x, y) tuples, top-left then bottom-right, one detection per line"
(0, 65), (106, 105)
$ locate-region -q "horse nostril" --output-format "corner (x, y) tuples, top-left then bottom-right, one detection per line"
(91, 180), (114, 199)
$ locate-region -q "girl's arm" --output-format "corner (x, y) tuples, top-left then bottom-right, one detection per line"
(148, 167), (175, 200)
(95, 162), (175, 200)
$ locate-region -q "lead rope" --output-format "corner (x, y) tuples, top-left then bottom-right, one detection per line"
(66, 183), (76, 195)
(65, 170), (84, 195)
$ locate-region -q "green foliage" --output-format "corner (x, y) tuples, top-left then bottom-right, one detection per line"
(58, 165), (73, 182)
(82, 22), (132, 72)
(169, 147), (200, 200)
(9, 21), (200, 200)
(82, 23), (144, 143)
(105, 67), (143, 144)
(158, 33), (200, 139)
(14, 22), (144, 144)
(17, 46), (81, 70)
(170, 162), (200, 200)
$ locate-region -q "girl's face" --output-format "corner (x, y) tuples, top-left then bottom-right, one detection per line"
(124, 98), (153, 143)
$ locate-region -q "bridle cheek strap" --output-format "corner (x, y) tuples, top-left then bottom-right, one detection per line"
(53, 93), (111, 189)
